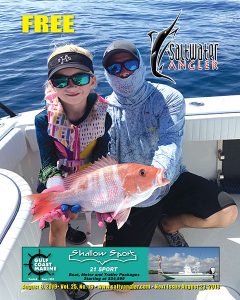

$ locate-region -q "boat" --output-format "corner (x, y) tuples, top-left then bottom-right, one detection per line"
(0, 95), (240, 300)
(161, 264), (215, 281)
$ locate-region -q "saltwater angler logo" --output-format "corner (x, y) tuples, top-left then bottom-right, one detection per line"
(69, 249), (137, 265)
(23, 249), (56, 280)
(148, 11), (219, 83)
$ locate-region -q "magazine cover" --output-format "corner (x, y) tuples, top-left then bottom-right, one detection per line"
(0, 1), (239, 300)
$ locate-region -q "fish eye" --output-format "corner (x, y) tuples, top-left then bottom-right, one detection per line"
(139, 169), (146, 176)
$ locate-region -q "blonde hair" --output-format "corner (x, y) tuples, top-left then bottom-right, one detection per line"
(48, 43), (93, 63)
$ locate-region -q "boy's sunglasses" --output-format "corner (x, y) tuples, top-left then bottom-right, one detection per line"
(51, 73), (93, 88)
(106, 59), (139, 75)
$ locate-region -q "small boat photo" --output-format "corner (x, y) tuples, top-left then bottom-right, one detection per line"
(161, 264), (215, 281)
(149, 251), (219, 282)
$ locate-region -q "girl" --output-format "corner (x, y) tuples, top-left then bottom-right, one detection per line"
(35, 44), (111, 300)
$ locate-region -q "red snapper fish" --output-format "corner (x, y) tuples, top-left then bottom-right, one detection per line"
(27, 156), (170, 229)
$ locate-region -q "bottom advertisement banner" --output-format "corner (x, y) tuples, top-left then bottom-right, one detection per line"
(22, 247), (219, 283)
(22, 247), (148, 282)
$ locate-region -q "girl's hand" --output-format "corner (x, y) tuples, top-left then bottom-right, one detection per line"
(32, 183), (68, 228)
(33, 185), (68, 229)
(37, 204), (81, 230)
(38, 206), (69, 229)
(60, 204), (81, 220)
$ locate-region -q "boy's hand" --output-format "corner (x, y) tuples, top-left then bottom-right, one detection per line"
(96, 212), (115, 227)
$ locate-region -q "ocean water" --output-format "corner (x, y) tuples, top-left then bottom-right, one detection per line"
(0, 0), (239, 117)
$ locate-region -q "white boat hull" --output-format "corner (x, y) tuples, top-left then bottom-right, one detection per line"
(162, 273), (214, 280)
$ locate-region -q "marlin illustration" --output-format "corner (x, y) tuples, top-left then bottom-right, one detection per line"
(148, 11), (181, 83)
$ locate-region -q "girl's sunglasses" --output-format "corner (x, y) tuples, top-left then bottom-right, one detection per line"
(106, 59), (139, 75)
(51, 73), (93, 88)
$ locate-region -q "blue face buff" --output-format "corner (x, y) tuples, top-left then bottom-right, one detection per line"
(105, 52), (156, 110)
(105, 57), (146, 98)
(106, 59), (139, 76)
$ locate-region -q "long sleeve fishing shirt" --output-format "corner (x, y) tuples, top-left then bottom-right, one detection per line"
(107, 83), (187, 207)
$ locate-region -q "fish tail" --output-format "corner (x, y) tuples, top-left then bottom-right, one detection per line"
(25, 192), (59, 222)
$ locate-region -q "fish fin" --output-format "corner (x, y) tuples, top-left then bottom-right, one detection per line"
(63, 155), (118, 189)
(24, 192), (59, 222)
(43, 185), (65, 193)
(92, 155), (118, 168)
(111, 191), (130, 217)
(113, 186), (159, 218)
(162, 178), (170, 185)
(115, 208), (131, 229)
